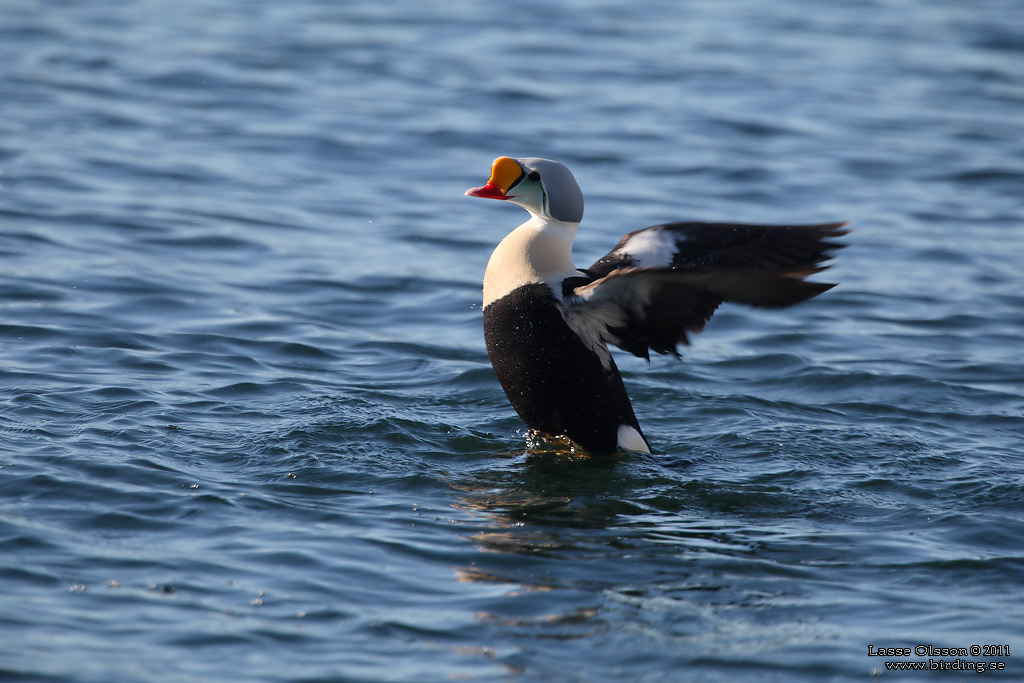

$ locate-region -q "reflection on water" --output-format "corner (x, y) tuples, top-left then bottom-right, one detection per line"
(445, 449), (843, 667)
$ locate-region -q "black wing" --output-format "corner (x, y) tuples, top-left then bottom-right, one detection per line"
(569, 221), (848, 360)
(588, 221), (849, 276)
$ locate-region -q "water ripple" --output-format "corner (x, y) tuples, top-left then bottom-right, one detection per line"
(1, 0), (1023, 680)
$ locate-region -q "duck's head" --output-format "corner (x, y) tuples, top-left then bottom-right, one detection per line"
(466, 156), (584, 224)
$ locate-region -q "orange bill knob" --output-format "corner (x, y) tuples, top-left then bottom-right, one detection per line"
(465, 156), (524, 200)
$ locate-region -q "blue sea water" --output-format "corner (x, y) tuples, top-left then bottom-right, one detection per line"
(1, 0), (1022, 681)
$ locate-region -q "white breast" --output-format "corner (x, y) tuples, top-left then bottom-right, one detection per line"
(483, 216), (580, 307)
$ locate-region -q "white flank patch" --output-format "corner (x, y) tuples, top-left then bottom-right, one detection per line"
(617, 424), (651, 453)
(614, 227), (678, 268)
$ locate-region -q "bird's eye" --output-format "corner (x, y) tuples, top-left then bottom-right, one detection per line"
(527, 171), (540, 182)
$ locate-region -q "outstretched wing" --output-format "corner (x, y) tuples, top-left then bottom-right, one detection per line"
(588, 221), (849, 276)
(570, 222), (848, 360)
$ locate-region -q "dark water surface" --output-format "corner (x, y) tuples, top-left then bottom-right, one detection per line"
(2, 1), (1022, 681)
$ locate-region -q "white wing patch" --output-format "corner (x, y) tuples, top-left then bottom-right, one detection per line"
(612, 226), (681, 268)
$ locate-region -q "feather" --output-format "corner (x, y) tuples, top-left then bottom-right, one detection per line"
(570, 221), (848, 360)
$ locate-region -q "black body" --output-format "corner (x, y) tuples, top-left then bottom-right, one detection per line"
(483, 282), (646, 455)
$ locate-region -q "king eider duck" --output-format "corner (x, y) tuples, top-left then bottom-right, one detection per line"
(466, 156), (846, 456)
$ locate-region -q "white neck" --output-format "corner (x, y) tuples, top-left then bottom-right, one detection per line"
(483, 214), (581, 306)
